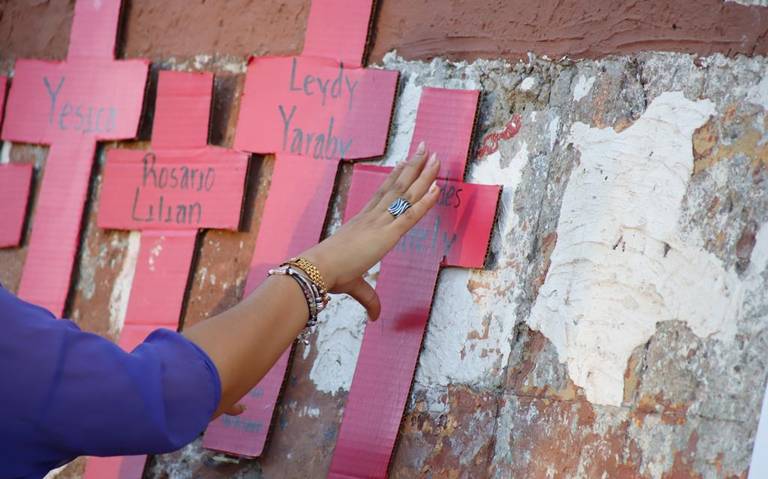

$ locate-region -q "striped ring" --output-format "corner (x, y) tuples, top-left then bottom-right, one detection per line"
(387, 197), (412, 218)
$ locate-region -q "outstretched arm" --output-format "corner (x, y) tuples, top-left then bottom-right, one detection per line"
(183, 143), (440, 416)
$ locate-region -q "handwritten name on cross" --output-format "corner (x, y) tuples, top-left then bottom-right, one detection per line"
(328, 88), (501, 478)
(1, 0), (149, 315)
(0, 76), (34, 248)
(83, 71), (249, 478)
(202, 0), (398, 457)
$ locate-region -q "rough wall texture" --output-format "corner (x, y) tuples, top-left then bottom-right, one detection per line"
(2, 1), (768, 479)
(2, 0), (768, 65)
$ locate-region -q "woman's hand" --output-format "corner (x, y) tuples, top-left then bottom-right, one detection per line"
(301, 142), (440, 320)
(185, 142), (440, 416)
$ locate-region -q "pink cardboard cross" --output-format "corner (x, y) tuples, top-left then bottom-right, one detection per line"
(328, 88), (501, 478)
(202, 0), (399, 457)
(0, 76), (34, 248)
(0, 0), (149, 315)
(83, 70), (249, 478)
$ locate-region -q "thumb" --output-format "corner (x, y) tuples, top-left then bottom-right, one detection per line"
(340, 277), (381, 320)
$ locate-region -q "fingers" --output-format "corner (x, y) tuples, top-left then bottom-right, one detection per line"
(361, 162), (405, 214)
(392, 180), (441, 232)
(362, 141), (427, 214)
(376, 142), (431, 211)
(342, 276), (381, 320)
(223, 403), (246, 416)
(402, 152), (439, 206)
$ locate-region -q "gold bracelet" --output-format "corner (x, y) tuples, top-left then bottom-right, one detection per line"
(284, 257), (328, 293)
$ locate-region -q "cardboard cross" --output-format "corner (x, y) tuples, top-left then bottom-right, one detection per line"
(202, 0), (399, 457)
(0, 76), (34, 248)
(83, 70), (249, 478)
(0, 0), (148, 315)
(328, 88), (501, 478)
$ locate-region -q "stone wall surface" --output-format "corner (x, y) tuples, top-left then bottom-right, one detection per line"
(2, 1), (768, 479)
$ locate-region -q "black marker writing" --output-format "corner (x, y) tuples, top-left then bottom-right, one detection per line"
(43, 76), (64, 125)
(43, 75), (118, 134)
(130, 188), (203, 225)
(142, 153), (215, 191)
(396, 215), (458, 258)
(438, 185), (463, 209)
(288, 57), (359, 110)
(279, 104), (353, 160)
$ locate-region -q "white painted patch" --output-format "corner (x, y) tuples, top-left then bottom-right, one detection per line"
(519, 76), (536, 91)
(307, 293), (368, 394)
(573, 75), (596, 102)
(416, 268), (514, 386)
(548, 116), (560, 152)
(725, 0), (768, 6)
(108, 231), (141, 338)
(749, 222), (768, 276)
(0, 142), (10, 164)
(747, 74), (768, 111)
(526, 92), (744, 406)
(472, 142), (528, 199)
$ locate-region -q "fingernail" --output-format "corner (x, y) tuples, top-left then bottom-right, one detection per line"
(416, 141), (426, 155)
(427, 152), (438, 167)
(429, 180), (439, 193)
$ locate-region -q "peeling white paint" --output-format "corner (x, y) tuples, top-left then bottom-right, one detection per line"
(108, 231), (141, 338)
(527, 91), (744, 406)
(573, 75), (596, 102)
(416, 267), (516, 387)
(547, 116), (560, 152)
(747, 74), (768, 111)
(725, 0), (768, 6)
(749, 222), (768, 276)
(519, 76), (536, 91)
(473, 141), (528, 198)
(0, 141), (10, 164)
(307, 293), (368, 394)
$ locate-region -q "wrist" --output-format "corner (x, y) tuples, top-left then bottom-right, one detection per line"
(300, 247), (336, 290)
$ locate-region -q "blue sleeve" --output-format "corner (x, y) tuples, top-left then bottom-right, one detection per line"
(0, 286), (221, 478)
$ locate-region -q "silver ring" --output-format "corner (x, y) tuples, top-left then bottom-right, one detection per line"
(387, 197), (412, 218)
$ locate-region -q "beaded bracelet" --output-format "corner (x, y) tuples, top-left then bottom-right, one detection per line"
(267, 263), (330, 344)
